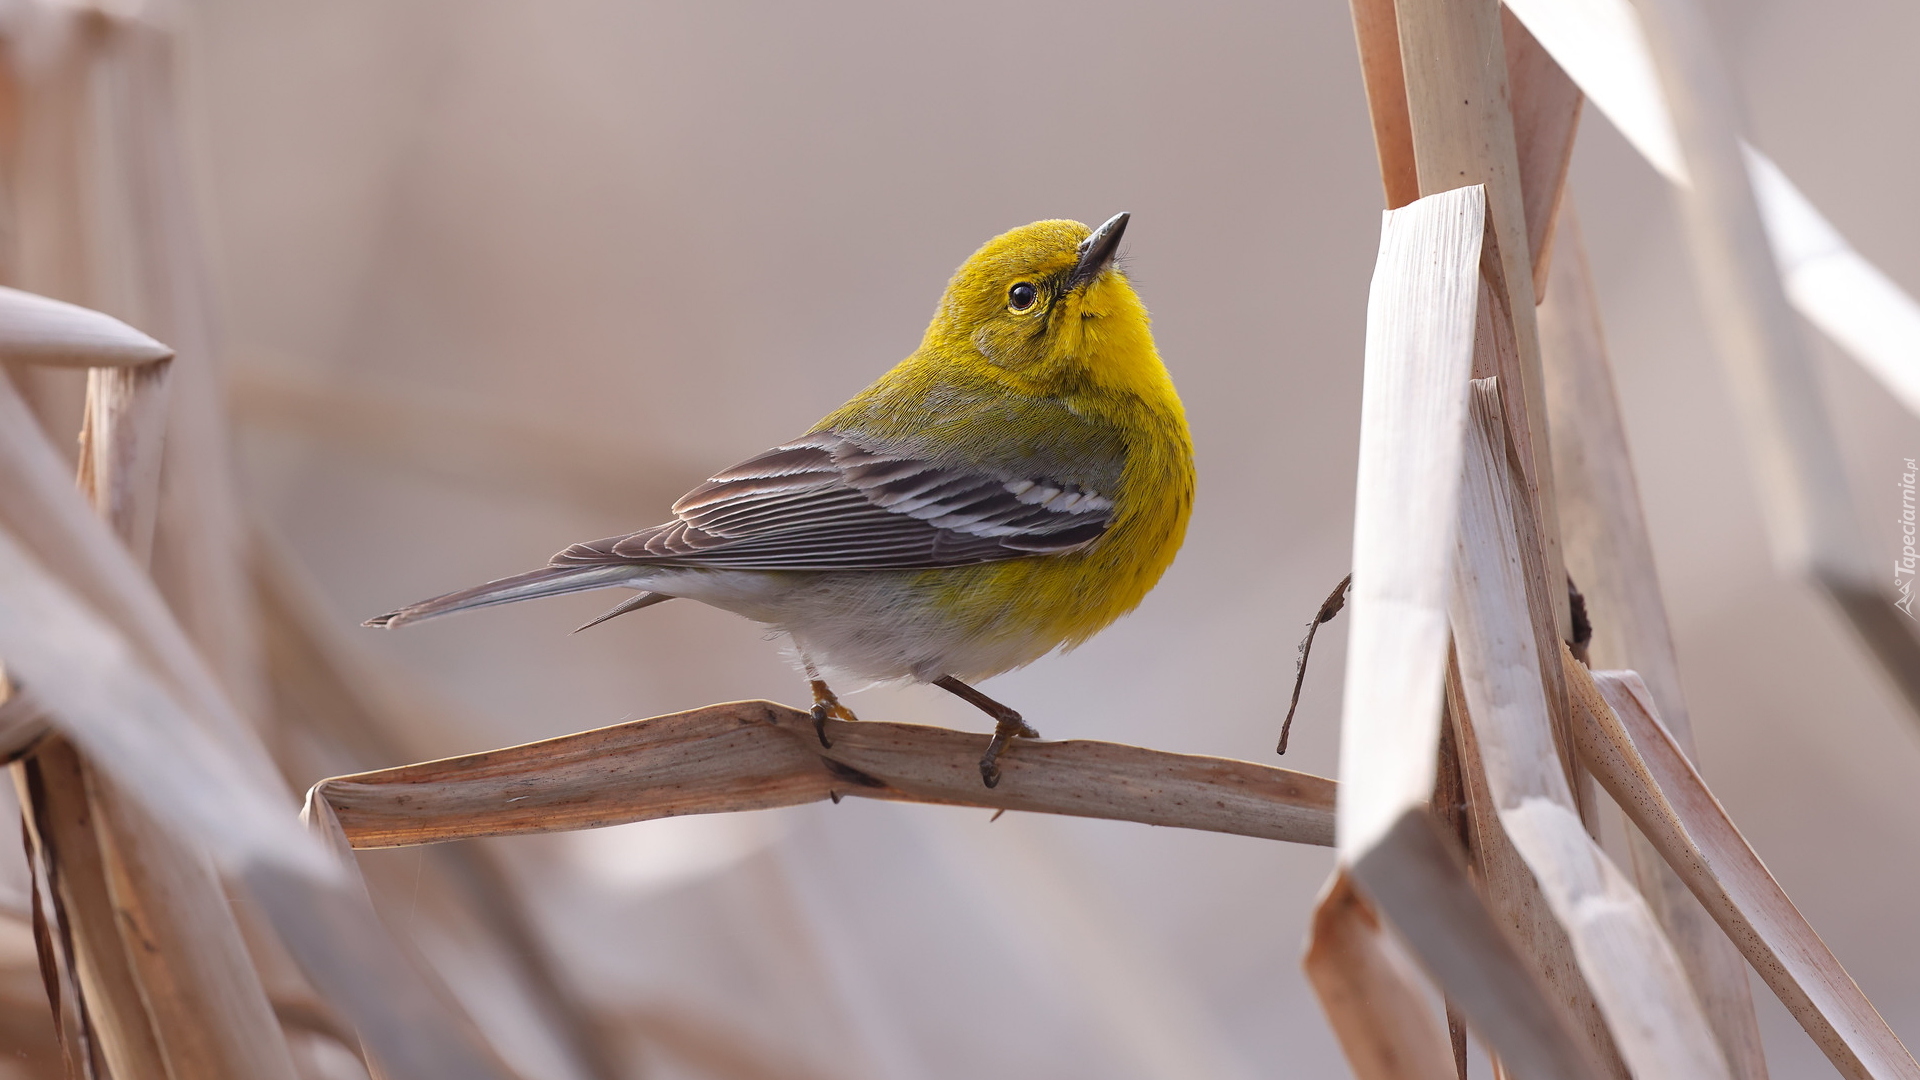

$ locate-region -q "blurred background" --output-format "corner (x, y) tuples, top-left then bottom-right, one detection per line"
(8, 0), (1919, 1075)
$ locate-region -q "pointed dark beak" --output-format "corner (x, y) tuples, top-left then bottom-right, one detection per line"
(1067, 212), (1129, 291)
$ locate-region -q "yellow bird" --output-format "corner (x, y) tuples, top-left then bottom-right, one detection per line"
(367, 213), (1194, 786)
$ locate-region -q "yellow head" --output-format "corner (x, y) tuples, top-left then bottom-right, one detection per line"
(924, 213), (1168, 399)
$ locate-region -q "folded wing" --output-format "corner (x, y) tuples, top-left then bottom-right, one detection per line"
(551, 431), (1114, 571)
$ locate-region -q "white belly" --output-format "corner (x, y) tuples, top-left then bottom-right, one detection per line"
(634, 567), (1056, 684)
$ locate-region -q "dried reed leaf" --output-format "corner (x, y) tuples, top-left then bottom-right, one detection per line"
(1337, 183), (1482, 855)
(76, 360), (170, 565)
(7, 183), (292, 1078)
(1570, 665), (1920, 1080)
(1500, 8), (1583, 295)
(0, 285), (171, 369)
(0, 518), (325, 878)
(1542, 202), (1770, 1079)
(314, 700), (1335, 850)
(0, 18), (553, 1078)
(59, 310), (295, 1079)
(1454, 378), (1731, 1079)
(243, 795), (527, 1080)
(90, 778), (301, 1080)
(1335, 184), (1603, 1080)
(78, 303), (294, 1076)
(0, 386), (305, 1069)
(15, 759), (97, 1078)
(1393, 0), (1565, 624)
(1397, 0), (1592, 831)
(256, 533), (629, 1080)
(1500, 0), (1682, 181)
(1345, 0), (1418, 209)
(1303, 871), (1457, 1080)
(1348, 0), (1581, 274)
(1469, 221), (1588, 818)
(0, 370), (268, 766)
(0, 399), (523, 1077)
(15, 740), (171, 1079)
(1442, 665), (1628, 1079)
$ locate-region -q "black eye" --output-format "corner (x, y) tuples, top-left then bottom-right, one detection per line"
(1008, 282), (1038, 312)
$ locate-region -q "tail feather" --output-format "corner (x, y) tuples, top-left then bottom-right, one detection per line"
(572, 590), (675, 633)
(364, 565), (643, 628)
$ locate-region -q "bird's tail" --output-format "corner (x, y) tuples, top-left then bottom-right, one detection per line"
(364, 564), (646, 628)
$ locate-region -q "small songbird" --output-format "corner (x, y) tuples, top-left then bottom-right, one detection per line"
(367, 213), (1194, 786)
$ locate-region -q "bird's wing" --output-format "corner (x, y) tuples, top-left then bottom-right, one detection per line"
(550, 431), (1113, 571)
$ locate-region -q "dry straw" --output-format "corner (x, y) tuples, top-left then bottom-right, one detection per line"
(1311, 0), (1920, 1076)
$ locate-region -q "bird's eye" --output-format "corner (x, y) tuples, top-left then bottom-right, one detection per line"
(1008, 282), (1038, 312)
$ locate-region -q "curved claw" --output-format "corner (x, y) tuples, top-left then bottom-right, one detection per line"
(810, 703), (834, 749)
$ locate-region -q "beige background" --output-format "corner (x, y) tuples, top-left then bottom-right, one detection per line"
(175, 0), (1920, 1075)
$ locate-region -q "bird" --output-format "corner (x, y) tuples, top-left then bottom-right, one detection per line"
(366, 212), (1194, 787)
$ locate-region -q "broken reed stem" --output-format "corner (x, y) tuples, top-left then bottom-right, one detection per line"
(1395, 0), (1599, 844)
(16, 751), (101, 1077)
(13, 341), (302, 1079)
(1431, 701), (1474, 1080)
(1394, 0), (1570, 639)
(0, 287), (172, 370)
(0, 305), (535, 1079)
(1303, 871), (1458, 1080)
(76, 358), (170, 564)
(89, 780), (300, 1079)
(1541, 199), (1771, 1079)
(0, 14), (591, 1078)
(1570, 663), (1920, 1080)
(7, 353), (187, 1072)
(1500, 9), (1583, 296)
(1453, 378), (1731, 1080)
(1330, 185), (1607, 1080)
(1442, 651), (1628, 1078)
(253, 535), (630, 1080)
(16, 739), (171, 1078)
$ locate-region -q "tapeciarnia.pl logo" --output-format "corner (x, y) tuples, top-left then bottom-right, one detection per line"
(1899, 458), (1918, 620)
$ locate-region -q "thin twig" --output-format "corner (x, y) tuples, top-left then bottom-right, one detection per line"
(1279, 573), (1351, 754)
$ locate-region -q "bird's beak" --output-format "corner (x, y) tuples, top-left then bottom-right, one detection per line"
(1067, 211), (1129, 291)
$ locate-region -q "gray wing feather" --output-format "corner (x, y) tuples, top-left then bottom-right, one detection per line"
(551, 431), (1113, 571)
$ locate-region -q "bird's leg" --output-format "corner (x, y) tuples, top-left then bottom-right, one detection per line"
(808, 680), (861, 747)
(934, 676), (1040, 788)
(803, 656), (858, 748)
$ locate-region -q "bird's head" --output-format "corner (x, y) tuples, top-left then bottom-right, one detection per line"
(927, 213), (1163, 395)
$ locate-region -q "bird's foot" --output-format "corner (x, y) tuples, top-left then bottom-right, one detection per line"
(977, 712), (1041, 789)
(808, 679), (859, 748)
(931, 675), (1039, 788)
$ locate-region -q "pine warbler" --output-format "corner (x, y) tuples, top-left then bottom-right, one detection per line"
(367, 213), (1195, 786)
